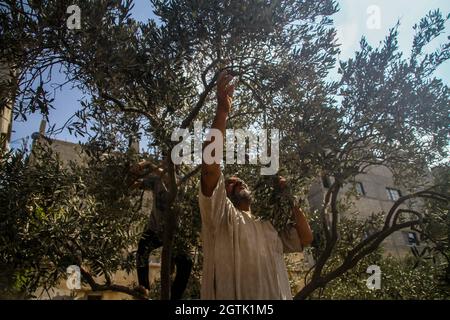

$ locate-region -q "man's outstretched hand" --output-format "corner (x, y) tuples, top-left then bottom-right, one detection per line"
(275, 176), (301, 207)
(200, 69), (235, 197)
(128, 160), (165, 190)
(217, 70), (235, 114)
(275, 175), (312, 246)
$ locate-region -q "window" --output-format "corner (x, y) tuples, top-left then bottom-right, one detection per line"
(404, 231), (419, 246)
(355, 182), (365, 196)
(386, 188), (401, 201)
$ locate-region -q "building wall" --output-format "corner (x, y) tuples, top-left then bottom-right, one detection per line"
(0, 64), (14, 150)
(307, 165), (424, 259)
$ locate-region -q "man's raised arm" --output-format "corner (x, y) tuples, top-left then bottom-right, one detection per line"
(201, 70), (235, 197)
(278, 177), (314, 248)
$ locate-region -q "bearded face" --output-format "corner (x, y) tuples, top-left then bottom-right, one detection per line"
(225, 176), (253, 208)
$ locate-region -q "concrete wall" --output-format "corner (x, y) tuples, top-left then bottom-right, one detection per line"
(307, 165), (423, 259)
(0, 63), (14, 150)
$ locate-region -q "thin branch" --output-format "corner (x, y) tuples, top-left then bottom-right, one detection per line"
(98, 90), (161, 129)
(180, 72), (219, 129)
(311, 182), (339, 282)
(177, 164), (201, 187)
(294, 189), (448, 300)
(79, 267), (147, 300)
(384, 190), (448, 229)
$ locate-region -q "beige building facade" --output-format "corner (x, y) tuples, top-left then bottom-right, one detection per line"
(0, 63), (14, 150)
(307, 165), (426, 258)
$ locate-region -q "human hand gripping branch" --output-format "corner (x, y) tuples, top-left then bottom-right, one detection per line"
(129, 160), (166, 190)
(201, 70), (235, 197)
(277, 176), (314, 247)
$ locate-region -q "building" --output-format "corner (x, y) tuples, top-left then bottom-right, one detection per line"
(29, 120), (86, 165)
(307, 165), (428, 258)
(0, 63), (14, 150)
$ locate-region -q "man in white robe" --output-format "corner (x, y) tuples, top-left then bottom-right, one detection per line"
(199, 70), (313, 300)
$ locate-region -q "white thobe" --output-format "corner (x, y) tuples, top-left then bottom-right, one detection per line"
(199, 173), (303, 300)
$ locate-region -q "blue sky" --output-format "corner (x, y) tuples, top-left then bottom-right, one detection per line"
(9, 0), (450, 148)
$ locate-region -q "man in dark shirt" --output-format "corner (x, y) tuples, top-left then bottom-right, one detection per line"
(129, 161), (192, 299)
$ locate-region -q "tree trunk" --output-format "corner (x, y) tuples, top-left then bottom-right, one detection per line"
(160, 207), (176, 300)
(160, 157), (178, 300)
(294, 279), (322, 300)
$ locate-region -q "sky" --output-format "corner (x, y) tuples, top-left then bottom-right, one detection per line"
(9, 0), (450, 149)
